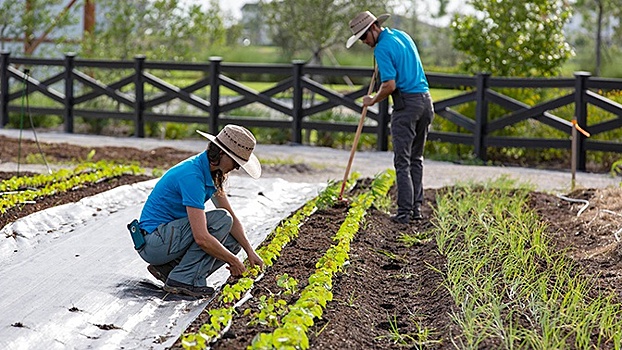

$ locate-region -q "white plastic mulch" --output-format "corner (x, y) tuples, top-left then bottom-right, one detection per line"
(0, 175), (325, 350)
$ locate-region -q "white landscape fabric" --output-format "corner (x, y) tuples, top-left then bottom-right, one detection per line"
(0, 175), (325, 350)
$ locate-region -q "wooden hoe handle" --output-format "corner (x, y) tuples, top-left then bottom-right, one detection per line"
(338, 68), (377, 200)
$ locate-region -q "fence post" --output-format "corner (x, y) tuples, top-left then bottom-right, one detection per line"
(134, 55), (145, 138)
(64, 52), (76, 133)
(0, 51), (9, 127)
(474, 72), (490, 161)
(574, 71), (590, 171)
(377, 98), (389, 151)
(209, 56), (222, 134)
(292, 60), (304, 144)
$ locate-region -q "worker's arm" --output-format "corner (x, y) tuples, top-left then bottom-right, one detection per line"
(186, 206), (246, 276)
(211, 192), (264, 269)
(363, 79), (396, 107)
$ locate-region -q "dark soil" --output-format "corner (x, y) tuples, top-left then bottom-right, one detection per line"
(0, 135), (196, 170)
(201, 189), (460, 350)
(2, 135), (622, 349)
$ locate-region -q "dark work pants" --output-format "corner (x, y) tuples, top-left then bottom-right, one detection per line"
(391, 92), (434, 216)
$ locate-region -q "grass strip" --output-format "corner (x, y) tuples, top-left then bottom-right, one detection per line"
(433, 176), (622, 349)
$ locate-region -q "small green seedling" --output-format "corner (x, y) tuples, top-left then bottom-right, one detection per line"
(276, 273), (299, 295)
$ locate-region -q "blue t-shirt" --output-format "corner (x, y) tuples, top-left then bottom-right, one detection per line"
(139, 151), (216, 233)
(374, 28), (429, 94)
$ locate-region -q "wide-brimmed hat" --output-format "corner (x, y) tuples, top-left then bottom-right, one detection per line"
(197, 125), (262, 179)
(346, 11), (390, 49)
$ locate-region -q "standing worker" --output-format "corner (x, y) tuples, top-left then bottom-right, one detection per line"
(346, 11), (434, 224)
(128, 125), (264, 297)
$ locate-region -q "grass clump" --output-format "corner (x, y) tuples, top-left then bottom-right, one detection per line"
(433, 176), (622, 349)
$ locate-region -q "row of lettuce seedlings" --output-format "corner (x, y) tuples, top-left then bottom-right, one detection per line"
(181, 169), (395, 350)
(0, 161), (143, 214)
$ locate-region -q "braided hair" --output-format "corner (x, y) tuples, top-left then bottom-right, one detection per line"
(207, 142), (228, 195)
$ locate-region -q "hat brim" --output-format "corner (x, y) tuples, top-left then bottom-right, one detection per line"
(346, 14), (390, 49)
(196, 130), (262, 179)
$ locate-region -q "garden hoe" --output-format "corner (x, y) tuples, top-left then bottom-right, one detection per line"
(337, 67), (377, 202)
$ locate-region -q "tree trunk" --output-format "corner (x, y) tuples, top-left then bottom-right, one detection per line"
(595, 0), (603, 76)
(25, 0), (34, 54)
(84, 0), (96, 36)
(83, 0), (96, 57)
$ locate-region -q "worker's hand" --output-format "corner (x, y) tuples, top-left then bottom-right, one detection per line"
(362, 95), (374, 107)
(246, 250), (264, 269)
(227, 257), (246, 277)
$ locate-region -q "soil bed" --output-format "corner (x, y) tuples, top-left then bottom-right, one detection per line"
(172, 187), (471, 349)
(0, 173), (153, 229)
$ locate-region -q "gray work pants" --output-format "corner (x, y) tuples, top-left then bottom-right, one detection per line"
(391, 92), (434, 216)
(138, 208), (240, 287)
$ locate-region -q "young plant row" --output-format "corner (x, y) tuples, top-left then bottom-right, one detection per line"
(0, 161), (143, 214)
(180, 174), (361, 350)
(249, 169), (395, 349)
(433, 177), (622, 348)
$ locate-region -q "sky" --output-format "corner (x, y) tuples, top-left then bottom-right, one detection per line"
(183, 0), (250, 20)
(221, 0), (251, 18)
(183, 0), (471, 28)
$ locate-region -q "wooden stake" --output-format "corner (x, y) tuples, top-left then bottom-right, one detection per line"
(571, 121), (577, 190)
(570, 119), (590, 191)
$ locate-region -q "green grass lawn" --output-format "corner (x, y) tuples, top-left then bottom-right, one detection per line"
(219, 81), (462, 101)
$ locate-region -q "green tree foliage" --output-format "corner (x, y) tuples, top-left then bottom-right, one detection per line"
(451, 0), (574, 77)
(573, 0), (622, 76)
(81, 0), (228, 61)
(0, 0), (77, 56)
(260, 0), (387, 64)
(0, 0), (21, 51)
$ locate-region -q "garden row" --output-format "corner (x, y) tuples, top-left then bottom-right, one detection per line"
(0, 161), (143, 214)
(178, 170), (395, 349)
(433, 178), (622, 348)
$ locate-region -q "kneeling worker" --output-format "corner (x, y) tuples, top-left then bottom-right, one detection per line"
(128, 124), (264, 297)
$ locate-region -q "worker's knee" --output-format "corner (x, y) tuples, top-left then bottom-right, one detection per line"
(205, 208), (233, 239)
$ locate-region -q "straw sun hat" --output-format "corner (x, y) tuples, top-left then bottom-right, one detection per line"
(346, 11), (390, 49)
(196, 125), (262, 179)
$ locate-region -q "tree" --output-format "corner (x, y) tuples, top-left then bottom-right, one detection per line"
(573, 0), (622, 76)
(451, 0), (574, 77)
(0, 0), (77, 56)
(0, 0), (20, 51)
(260, 0), (386, 64)
(81, 0), (228, 61)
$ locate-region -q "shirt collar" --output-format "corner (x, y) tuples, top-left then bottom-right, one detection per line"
(199, 151), (215, 188)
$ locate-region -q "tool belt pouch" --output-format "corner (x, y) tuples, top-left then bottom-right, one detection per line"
(391, 89), (405, 111)
(127, 219), (146, 250)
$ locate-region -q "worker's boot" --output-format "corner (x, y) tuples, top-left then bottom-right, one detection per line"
(391, 213), (411, 224)
(411, 204), (423, 221)
(147, 262), (176, 283)
(164, 279), (215, 298)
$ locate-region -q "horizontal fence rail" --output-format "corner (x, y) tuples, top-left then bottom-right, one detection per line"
(1, 52), (622, 171)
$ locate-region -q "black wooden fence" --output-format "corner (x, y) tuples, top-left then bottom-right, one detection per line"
(2, 51), (622, 171)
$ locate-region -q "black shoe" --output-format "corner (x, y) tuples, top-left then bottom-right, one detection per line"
(411, 208), (423, 221)
(163, 279), (215, 298)
(391, 214), (410, 224)
(147, 264), (173, 283)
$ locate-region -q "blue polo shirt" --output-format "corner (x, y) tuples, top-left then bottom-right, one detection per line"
(374, 27), (429, 94)
(139, 151), (216, 233)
